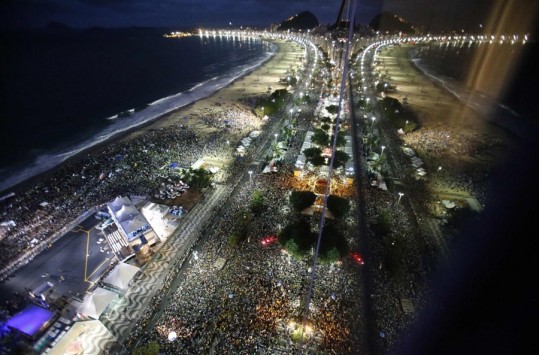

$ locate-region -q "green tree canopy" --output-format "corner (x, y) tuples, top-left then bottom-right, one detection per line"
(134, 341), (160, 355)
(311, 155), (325, 166)
(250, 190), (265, 215)
(320, 116), (332, 124)
(182, 168), (212, 188)
(330, 131), (347, 147)
(229, 208), (253, 245)
(270, 88), (291, 103)
(312, 129), (330, 146)
(255, 89), (291, 117)
(377, 97), (402, 119)
(371, 208), (392, 236)
(331, 150), (350, 169)
(326, 195), (351, 218)
(326, 105), (339, 114)
(290, 190), (316, 211)
(286, 76), (298, 86)
(278, 219), (314, 252)
(318, 222), (349, 262)
(303, 147), (322, 163)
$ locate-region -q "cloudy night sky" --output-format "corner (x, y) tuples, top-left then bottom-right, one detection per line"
(0, 0), (536, 33)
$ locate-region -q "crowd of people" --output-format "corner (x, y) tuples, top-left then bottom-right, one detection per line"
(200, 103), (264, 132)
(0, 33), (477, 355)
(132, 105), (367, 353)
(351, 43), (515, 352)
(0, 105), (265, 280)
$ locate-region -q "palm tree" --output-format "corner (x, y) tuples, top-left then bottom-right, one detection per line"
(272, 141), (283, 159)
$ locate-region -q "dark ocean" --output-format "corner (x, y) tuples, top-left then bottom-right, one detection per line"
(410, 40), (539, 129)
(0, 28), (273, 192)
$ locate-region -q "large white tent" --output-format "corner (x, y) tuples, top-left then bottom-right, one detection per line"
(107, 195), (151, 244)
(76, 288), (117, 319)
(103, 262), (140, 291)
(116, 205), (139, 222)
(108, 196), (131, 212)
(48, 320), (115, 355)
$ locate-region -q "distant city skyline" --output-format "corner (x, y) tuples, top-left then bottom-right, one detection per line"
(1, 0), (537, 33)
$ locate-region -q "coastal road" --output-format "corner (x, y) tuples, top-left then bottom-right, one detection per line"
(0, 214), (111, 304)
(358, 41), (451, 268)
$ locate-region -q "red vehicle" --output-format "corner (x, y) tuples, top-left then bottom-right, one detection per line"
(351, 252), (365, 265)
(261, 235), (278, 245)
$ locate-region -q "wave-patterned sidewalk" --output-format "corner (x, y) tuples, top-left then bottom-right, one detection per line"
(99, 184), (232, 342)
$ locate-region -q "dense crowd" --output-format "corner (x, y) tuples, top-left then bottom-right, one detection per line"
(0, 33), (486, 355)
(132, 108), (366, 353)
(0, 106), (264, 278)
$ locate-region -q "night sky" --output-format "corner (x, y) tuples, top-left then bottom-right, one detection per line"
(1, 0), (537, 33)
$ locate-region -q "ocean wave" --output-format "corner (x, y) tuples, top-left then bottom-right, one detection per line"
(0, 42), (276, 193)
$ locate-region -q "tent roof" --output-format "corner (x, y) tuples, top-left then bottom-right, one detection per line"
(116, 205), (139, 222)
(120, 216), (148, 236)
(142, 202), (169, 216)
(108, 196), (132, 212)
(76, 288), (116, 319)
(103, 262), (140, 290)
(48, 320), (116, 355)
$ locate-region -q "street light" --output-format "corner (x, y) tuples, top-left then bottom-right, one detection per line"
(274, 133), (278, 141)
(380, 145), (386, 159)
(248, 170), (253, 183)
(397, 192), (404, 206)
(371, 116), (376, 131)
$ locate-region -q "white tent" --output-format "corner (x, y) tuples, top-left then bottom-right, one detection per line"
(48, 320), (116, 355)
(120, 216), (148, 240)
(77, 288), (117, 319)
(103, 262), (140, 291)
(116, 205), (139, 222)
(108, 196), (131, 212)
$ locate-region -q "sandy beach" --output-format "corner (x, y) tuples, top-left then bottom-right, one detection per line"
(0, 37), (305, 272)
(1, 39), (304, 195)
(125, 39), (304, 144)
(375, 44), (521, 206)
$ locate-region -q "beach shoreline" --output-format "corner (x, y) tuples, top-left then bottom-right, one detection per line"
(0, 38), (303, 196)
(0, 36), (305, 273)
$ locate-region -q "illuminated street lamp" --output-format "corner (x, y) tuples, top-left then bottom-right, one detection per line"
(397, 192), (404, 206)
(380, 145), (386, 160)
(371, 116), (376, 131)
(248, 170), (253, 183)
(274, 133), (278, 141)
